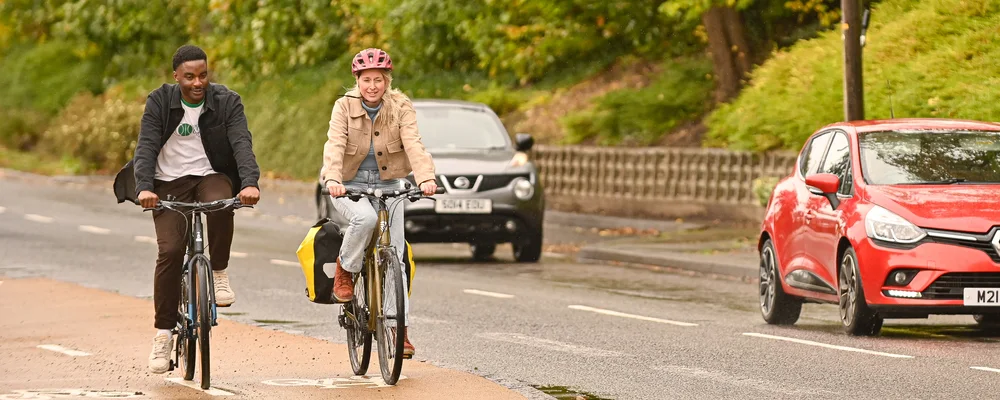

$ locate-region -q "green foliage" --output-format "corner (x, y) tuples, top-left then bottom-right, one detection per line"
(0, 41), (102, 149)
(40, 92), (143, 173)
(705, 0), (1000, 152)
(561, 57), (714, 146)
(753, 176), (781, 206)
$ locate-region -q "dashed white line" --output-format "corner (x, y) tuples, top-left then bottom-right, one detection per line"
(24, 214), (53, 223)
(134, 236), (157, 244)
(230, 252), (248, 259)
(37, 344), (90, 357)
(972, 366), (1000, 374)
(463, 289), (515, 299)
(742, 332), (913, 358)
(165, 377), (234, 396)
(270, 259), (299, 267)
(78, 225), (110, 235)
(569, 305), (699, 327)
(477, 332), (626, 357)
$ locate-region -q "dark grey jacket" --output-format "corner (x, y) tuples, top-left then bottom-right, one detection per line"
(114, 82), (260, 203)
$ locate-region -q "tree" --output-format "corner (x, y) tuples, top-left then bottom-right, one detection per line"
(661, 0), (754, 103)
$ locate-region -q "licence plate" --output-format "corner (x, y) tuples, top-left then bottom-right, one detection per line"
(963, 288), (1000, 306)
(434, 198), (492, 214)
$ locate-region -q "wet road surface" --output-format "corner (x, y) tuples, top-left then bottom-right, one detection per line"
(3, 171), (1000, 400)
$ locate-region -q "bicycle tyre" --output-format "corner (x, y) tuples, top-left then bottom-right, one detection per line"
(196, 259), (212, 389)
(345, 272), (372, 375)
(375, 252), (406, 385)
(179, 270), (197, 381)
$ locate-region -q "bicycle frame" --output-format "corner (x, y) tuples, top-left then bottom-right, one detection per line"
(363, 197), (394, 333)
(182, 210), (217, 332)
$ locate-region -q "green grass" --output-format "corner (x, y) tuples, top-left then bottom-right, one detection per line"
(560, 56), (714, 146)
(705, 0), (1000, 152)
(0, 146), (82, 176)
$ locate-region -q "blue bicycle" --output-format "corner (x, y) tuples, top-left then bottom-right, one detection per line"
(144, 196), (249, 389)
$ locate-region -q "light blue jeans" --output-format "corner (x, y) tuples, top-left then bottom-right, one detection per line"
(331, 170), (409, 325)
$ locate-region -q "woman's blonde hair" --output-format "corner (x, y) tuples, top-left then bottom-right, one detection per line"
(347, 68), (408, 127)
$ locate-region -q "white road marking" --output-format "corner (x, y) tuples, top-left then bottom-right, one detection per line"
(477, 332), (626, 357)
(134, 235), (157, 244)
(262, 376), (403, 388)
(270, 259), (299, 267)
(0, 206), (6, 214)
(569, 305), (698, 327)
(78, 225), (110, 235)
(543, 252), (567, 259)
(165, 378), (235, 396)
(742, 332), (913, 358)
(36, 344), (90, 357)
(655, 365), (840, 396)
(463, 289), (514, 299)
(971, 366), (1000, 374)
(24, 214), (53, 223)
(230, 252), (248, 258)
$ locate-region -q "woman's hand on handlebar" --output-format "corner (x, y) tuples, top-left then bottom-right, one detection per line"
(327, 181), (346, 197)
(419, 180), (438, 196)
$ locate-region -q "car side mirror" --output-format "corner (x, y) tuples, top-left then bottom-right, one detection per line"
(806, 173), (841, 209)
(515, 133), (534, 152)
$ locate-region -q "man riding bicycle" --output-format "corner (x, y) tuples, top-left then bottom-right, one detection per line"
(131, 45), (261, 373)
(322, 48), (437, 358)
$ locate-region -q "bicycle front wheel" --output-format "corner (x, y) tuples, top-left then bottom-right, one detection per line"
(375, 252), (406, 385)
(179, 269), (197, 381)
(195, 259), (212, 389)
(345, 271), (372, 375)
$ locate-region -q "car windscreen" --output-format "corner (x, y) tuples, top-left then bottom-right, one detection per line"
(413, 106), (510, 151)
(860, 130), (1000, 184)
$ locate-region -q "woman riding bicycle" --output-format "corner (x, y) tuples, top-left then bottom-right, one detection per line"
(322, 48), (437, 358)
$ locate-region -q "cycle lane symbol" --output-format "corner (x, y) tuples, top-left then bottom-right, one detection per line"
(262, 375), (408, 389)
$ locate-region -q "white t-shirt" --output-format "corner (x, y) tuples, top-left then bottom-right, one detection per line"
(155, 100), (217, 181)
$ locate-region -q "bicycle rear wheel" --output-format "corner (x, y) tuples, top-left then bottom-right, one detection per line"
(344, 272), (372, 375)
(375, 251), (406, 385)
(195, 259), (212, 389)
(178, 268), (197, 381)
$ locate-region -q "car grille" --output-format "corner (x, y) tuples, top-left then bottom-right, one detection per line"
(928, 236), (1000, 263)
(416, 174), (529, 192)
(921, 273), (1000, 299)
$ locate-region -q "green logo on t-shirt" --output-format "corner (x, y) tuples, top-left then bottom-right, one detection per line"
(178, 123), (194, 136)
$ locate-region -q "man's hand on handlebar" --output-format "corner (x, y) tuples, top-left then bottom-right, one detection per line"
(327, 181), (347, 197)
(138, 190), (159, 209)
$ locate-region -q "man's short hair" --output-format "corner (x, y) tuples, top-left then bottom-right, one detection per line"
(172, 45), (208, 70)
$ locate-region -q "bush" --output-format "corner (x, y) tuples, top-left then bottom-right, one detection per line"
(705, 0), (1000, 152)
(40, 93), (142, 173)
(753, 176), (782, 207)
(560, 57), (713, 145)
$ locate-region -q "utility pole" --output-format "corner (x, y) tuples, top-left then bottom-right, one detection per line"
(842, 0), (864, 121)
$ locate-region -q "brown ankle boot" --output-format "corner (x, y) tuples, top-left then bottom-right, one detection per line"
(333, 257), (354, 302)
(402, 329), (415, 358)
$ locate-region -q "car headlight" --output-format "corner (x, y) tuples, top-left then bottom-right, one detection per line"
(865, 205), (926, 243)
(513, 177), (534, 200)
(509, 152), (529, 168)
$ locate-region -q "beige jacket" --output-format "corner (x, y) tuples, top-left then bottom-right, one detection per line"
(321, 88), (435, 185)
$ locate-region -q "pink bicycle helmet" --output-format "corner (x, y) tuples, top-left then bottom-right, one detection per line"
(351, 48), (393, 75)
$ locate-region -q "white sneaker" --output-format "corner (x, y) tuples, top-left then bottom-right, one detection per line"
(148, 334), (173, 374)
(214, 270), (235, 306)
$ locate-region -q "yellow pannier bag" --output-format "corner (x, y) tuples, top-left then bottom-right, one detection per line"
(296, 218), (416, 304)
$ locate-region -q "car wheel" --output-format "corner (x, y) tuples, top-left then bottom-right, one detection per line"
(759, 239), (802, 325)
(513, 228), (543, 263)
(839, 246), (883, 336)
(470, 243), (496, 262)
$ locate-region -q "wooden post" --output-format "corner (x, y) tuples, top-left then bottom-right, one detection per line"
(842, 0), (864, 121)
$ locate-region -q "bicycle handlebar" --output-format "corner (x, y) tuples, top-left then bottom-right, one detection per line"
(320, 185), (445, 201)
(141, 196), (250, 213)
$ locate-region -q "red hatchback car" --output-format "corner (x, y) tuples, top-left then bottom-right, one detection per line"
(758, 118), (1000, 335)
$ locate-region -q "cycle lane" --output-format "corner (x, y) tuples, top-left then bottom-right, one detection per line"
(0, 277), (528, 400)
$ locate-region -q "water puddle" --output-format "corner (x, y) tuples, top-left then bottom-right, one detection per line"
(532, 385), (612, 400)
